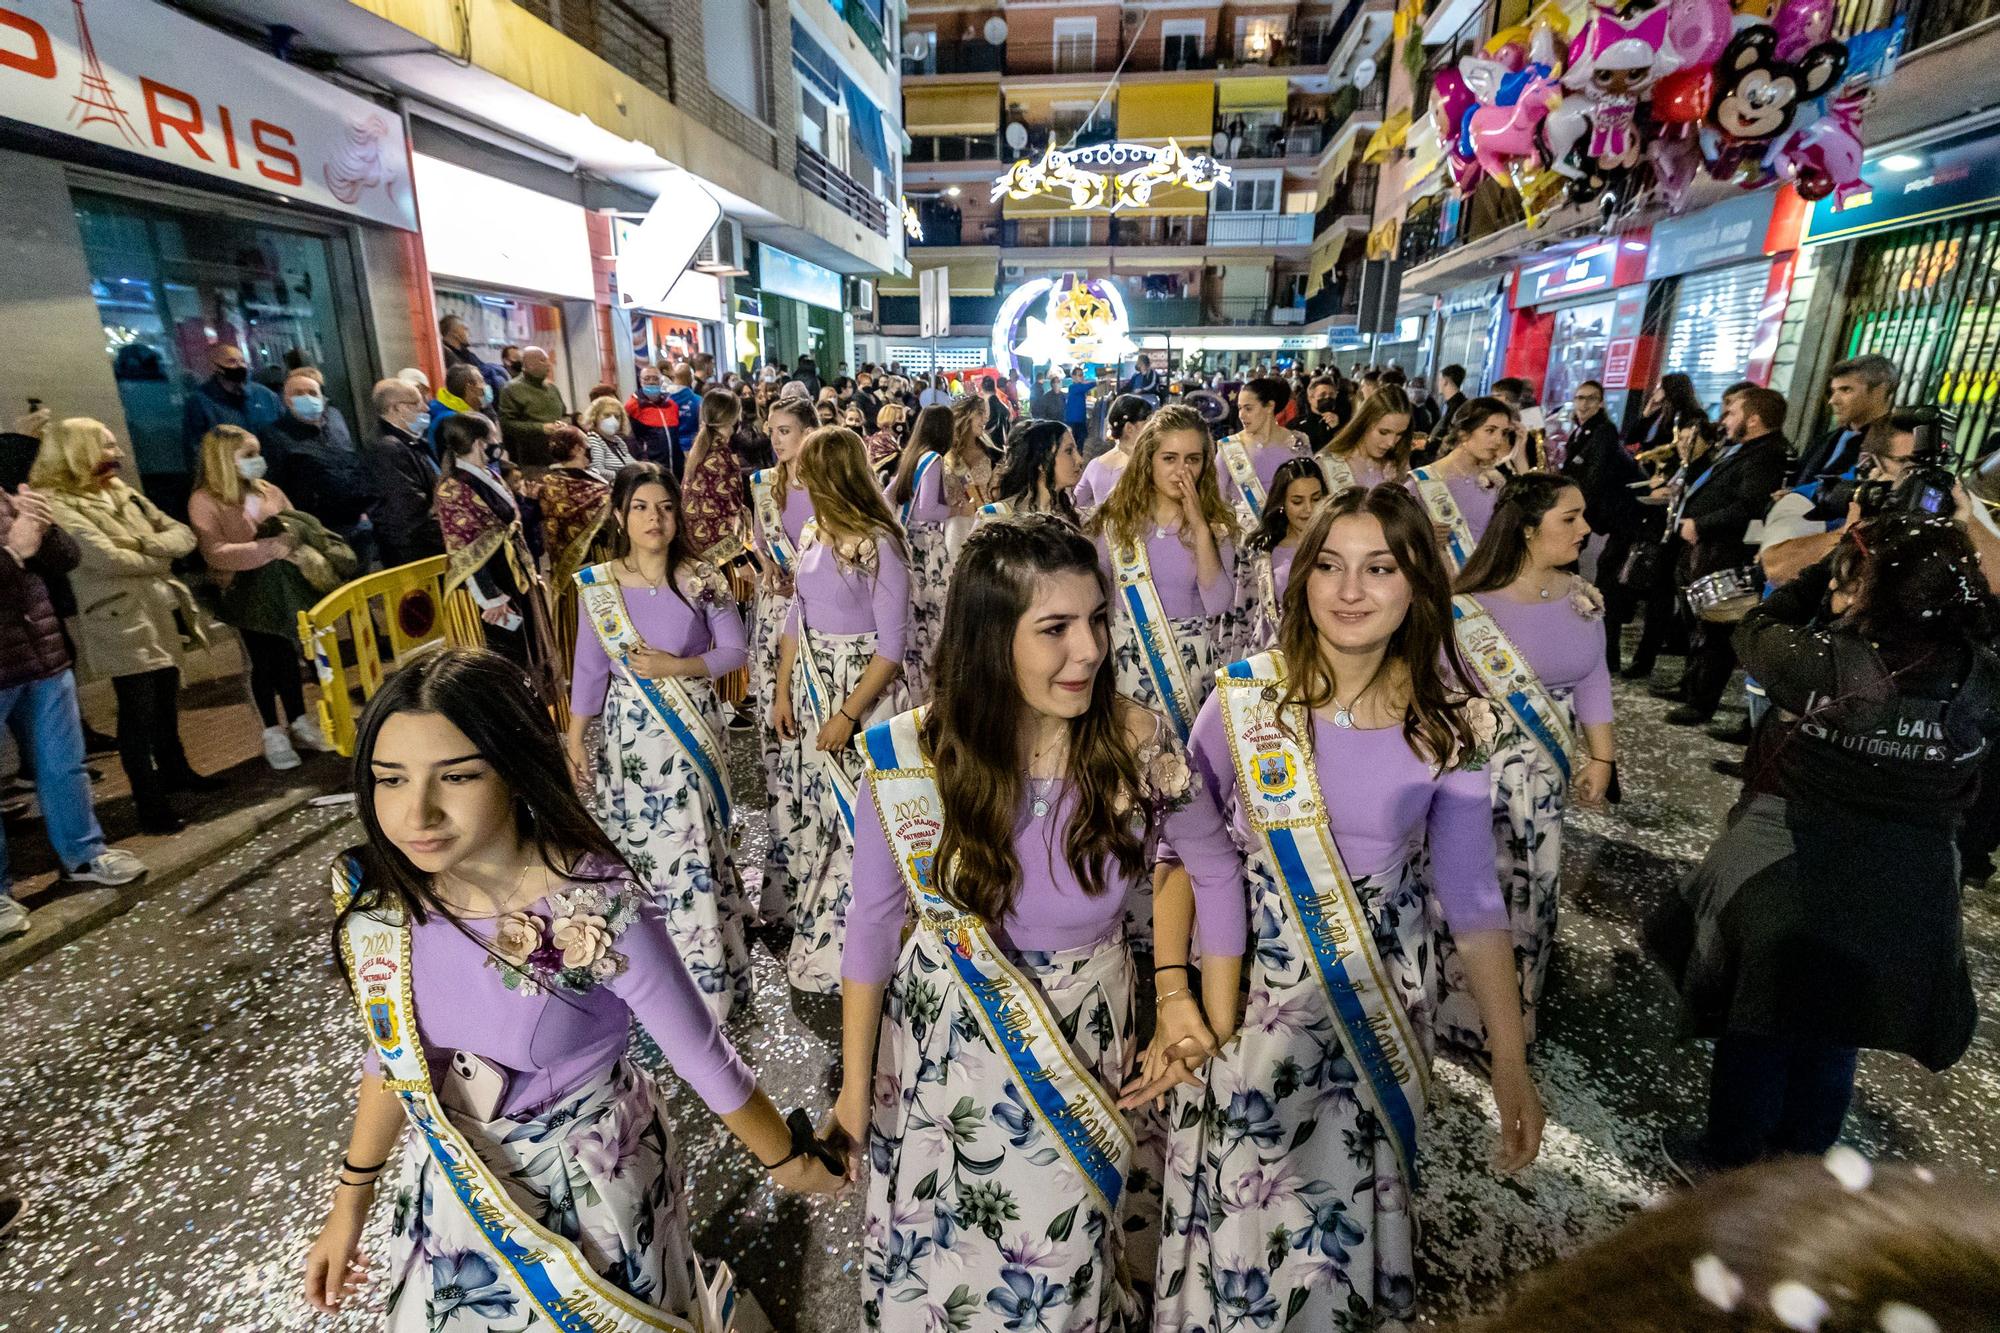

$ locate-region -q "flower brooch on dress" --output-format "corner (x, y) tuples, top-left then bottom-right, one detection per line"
(488, 882), (635, 995)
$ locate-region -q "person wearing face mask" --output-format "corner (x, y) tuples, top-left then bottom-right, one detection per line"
(437, 314), (510, 400)
(624, 365), (680, 467)
(189, 425), (344, 771)
(1294, 375), (1346, 453)
(666, 364), (702, 463)
(263, 371), (378, 573)
(365, 379), (445, 568)
(182, 343), (282, 460)
(32, 419), (215, 833)
(581, 396), (641, 482)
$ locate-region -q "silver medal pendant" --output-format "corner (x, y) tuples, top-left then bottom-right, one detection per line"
(1331, 707), (1354, 729)
(1032, 795), (1050, 818)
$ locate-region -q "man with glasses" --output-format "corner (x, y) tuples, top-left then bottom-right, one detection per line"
(1562, 380), (1647, 669)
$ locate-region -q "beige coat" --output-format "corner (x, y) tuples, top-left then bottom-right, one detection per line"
(47, 482), (204, 679)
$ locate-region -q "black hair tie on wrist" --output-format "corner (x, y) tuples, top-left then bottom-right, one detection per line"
(342, 1156), (387, 1176)
(759, 1108), (848, 1177)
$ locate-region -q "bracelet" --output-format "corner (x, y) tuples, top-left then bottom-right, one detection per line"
(1587, 755), (1614, 766)
(1155, 986), (1194, 1007)
(341, 1157), (387, 1176)
(335, 1177), (378, 1190)
(839, 708), (860, 724)
(1154, 964), (1193, 977)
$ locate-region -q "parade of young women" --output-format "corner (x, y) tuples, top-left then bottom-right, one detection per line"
(1316, 385), (1418, 496)
(748, 395), (817, 925)
(1240, 455), (1327, 648)
(1213, 375), (1310, 525)
(1072, 392), (1154, 508)
(1410, 395), (1519, 575)
(886, 404), (956, 695)
(981, 416), (1082, 520)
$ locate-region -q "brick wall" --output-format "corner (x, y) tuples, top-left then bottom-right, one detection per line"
(632, 0), (790, 175)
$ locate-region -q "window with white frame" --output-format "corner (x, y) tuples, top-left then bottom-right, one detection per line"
(1212, 173), (1281, 213)
(1161, 19), (1206, 69)
(1052, 18), (1097, 72)
(1049, 215), (1093, 246)
(703, 0), (769, 119)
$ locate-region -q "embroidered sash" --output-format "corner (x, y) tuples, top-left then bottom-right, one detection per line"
(899, 451), (941, 527)
(1450, 594), (1580, 782)
(332, 860), (700, 1333)
(1218, 437), (1267, 520)
(1316, 452), (1358, 496)
(749, 468), (798, 576)
(977, 500), (1013, 518)
(1216, 652), (1428, 1187)
(1412, 468), (1477, 574)
(790, 519), (859, 836)
(859, 709), (1135, 1213)
(574, 564), (732, 823)
(1110, 534), (1198, 743)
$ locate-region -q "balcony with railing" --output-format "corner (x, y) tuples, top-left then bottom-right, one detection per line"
(795, 141), (890, 235)
(902, 32), (1346, 80)
(1127, 297), (1204, 330)
(513, 0), (676, 100)
(1315, 164), (1381, 237)
(1834, 0), (2000, 48)
(1210, 213), (1317, 246)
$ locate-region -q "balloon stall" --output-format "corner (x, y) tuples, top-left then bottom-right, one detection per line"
(1429, 0), (1907, 228)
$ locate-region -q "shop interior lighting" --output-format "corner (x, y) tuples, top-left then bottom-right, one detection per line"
(1880, 153), (1924, 171)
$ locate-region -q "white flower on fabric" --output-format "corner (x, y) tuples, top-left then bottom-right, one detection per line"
(1690, 1254), (1743, 1311)
(551, 912), (613, 967)
(1877, 1302), (1940, 1333)
(1770, 1280), (1831, 1330)
(1823, 1144), (1873, 1192)
(1569, 577), (1606, 622)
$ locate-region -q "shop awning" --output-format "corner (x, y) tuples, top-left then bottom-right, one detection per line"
(1116, 82), (1214, 144)
(903, 83), (1001, 137)
(1217, 77), (1290, 115)
(1001, 182), (1211, 219)
(1362, 110), (1411, 165)
(842, 74), (893, 176)
(877, 257), (1000, 296)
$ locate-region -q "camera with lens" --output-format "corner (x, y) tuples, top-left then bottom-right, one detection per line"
(1808, 407), (1959, 521)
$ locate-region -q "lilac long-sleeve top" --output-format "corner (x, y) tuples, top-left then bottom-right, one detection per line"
(1073, 453), (1126, 509)
(896, 454), (950, 525)
(569, 582), (750, 716)
(783, 537), (911, 661)
(1188, 695), (1508, 935)
(842, 756), (1247, 986)
(1265, 541), (1302, 601)
(1215, 437), (1308, 500)
(752, 480), (814, 565)
(358, 866), (755, 1119)
(1096, 524), (1236, 619)
(1475, 593), (1615, 727)
(1422, 470), (1499, 544)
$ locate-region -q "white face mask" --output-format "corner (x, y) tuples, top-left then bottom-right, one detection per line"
(599, 417), (621, 435)
(236, 454), (268, 482)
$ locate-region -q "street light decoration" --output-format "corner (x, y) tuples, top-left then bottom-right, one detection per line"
(993, 275), (1137, 376)
(990, 139), (1231, 213)
(900, 198), (923, 241)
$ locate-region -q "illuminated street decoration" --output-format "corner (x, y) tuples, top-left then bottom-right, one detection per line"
(992, 275), (1137, 376)
(991, 139), (1230, 212)
(900, 198), (923, 241)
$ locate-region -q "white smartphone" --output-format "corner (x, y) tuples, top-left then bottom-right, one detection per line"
(439, 1050), (508, 1122)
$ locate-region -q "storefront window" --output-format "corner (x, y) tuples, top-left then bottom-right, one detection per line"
(1542, 298), (1618, 416)
(1662, 261), (1779, 418)
(435, 287), (564, 375)
(76, 189), (358, 497)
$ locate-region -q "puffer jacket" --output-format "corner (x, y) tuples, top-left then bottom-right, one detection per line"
(0, 489), (81, 690)
(46, 481), (204, 680)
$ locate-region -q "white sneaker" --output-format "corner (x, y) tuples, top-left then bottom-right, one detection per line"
(263, 725), (302, 771)
(290, 715), (335, 754)
(68, 848), (147, 887)
(0, 898), (28, 940)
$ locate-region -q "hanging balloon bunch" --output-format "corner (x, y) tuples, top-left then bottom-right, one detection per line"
(1428, 0), (1905, 226)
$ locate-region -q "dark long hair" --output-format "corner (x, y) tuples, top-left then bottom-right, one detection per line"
(891, 405), (955, 507)
(921, 515), (1145, 921)
(1455, 473), (1581, 595)
(1835, 514), (1999, 650)
(1276, 485), (1477, 767)
(1654, 372), (1707, 425)
(607, 462), (697, 609)
(1444, 396), (1518, 450)
(332, 647), (626, 987)
(1104, 393), (1154, 444)
(1247, 456), (1328, 554)
(993, 418), (1076, 519)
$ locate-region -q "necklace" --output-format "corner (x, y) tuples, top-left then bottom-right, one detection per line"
(623, 557), (668, 597)
(1027, 730), (1065, 817)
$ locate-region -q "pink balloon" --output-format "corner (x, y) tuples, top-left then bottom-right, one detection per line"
(1772, 105), (1864, 203)
(1774, 0), (1837, 62)
(1668, 0), (1734, 68)
(1494, 41), (1528, 71)
(1467, 74), (1561, 178)
(1433, 68), (1476, 127)
(1649, 134), (1702, 212)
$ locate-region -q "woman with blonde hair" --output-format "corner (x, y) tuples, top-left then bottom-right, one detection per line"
(940, 391), (998, 555)
(864, 401), (905, 477)
(885, 405), (956, 697)
(188, 424), (345, 774)
(582, 395), (641, 481)
(771, 426), (909, 993)
(34, 418), (211, 831)
(1317, 384), (1417, 495)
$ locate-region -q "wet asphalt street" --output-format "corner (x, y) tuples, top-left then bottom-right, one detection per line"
(0, 675), (1994, 1332)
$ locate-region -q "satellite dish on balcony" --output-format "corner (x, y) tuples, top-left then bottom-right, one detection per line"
(1351, 57), (1378, 87)
(1005, 121), (1029, 150)
(1211, 130), (1230, 156)
(903, 31), (929, 59)
(984, 16), (1008, 44)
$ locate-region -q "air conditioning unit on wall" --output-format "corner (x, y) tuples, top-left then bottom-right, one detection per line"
(695, 219), (748, 275)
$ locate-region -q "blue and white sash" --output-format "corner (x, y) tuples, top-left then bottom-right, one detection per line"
(1218, 437), (1267, 520)
(859, 709), (1135, 1213)
(899, 451), (941, 527)
(1412, 467), (1477, 574)
(332, 859), (701, 1333)
(1316, 451), (1359, 496)
(749, 468), (798, 576)
(791, 519), (859, 835)
(574, 564), (731, 824)
(1450, 594), (1580, 783)
(1216, 651), (1428, 1187)
(1110, 534), (1198, 743)
(977, 499), (1013, 519)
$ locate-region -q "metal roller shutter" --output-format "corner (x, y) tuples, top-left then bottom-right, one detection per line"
(1662, 260), (1773, 418)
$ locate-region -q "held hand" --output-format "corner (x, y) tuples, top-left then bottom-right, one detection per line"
(770, 1151), (845, 1196)
(829, 1086), (869, 1181)
(627, 645), (681, 679)
(1117, 1029), (1207, 1110)
(563, 733), (590, 789)
(1155, 991), (1219, 1069)
(1678, 518), (1697, 544)
(302, 1196), (373, 1312)
(773, 689), (798, 741)
(1575, 758), (1611, 807)
(815, 711), (857, 754)
(1489, 1057), (1545, 1175)
(479, 599), (518, 627)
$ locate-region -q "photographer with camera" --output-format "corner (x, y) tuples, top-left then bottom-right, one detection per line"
(1649, 511), (1999, 1179)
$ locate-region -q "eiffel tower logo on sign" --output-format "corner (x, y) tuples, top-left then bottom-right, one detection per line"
(68, 0), (140, 146)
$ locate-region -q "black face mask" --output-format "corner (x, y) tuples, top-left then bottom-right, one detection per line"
(219, 365), (249, 386)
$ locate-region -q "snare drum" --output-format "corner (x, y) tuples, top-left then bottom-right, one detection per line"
(1688, 566), (1761, 623)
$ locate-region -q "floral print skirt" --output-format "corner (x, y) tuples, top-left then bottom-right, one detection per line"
(904, 524), (951, 701)
(783, 629), (903, 994)
(1154, 858), (1436, 1333)
(1433, 692), (1574, 1055)
(751, 586), (796, 924)
(591, 670), (752, 1021)
(861, 927), (1142, 1333)
(385, 1061), (701, 1333)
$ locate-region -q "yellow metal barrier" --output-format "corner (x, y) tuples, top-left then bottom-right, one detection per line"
(296, 556), (486, 757)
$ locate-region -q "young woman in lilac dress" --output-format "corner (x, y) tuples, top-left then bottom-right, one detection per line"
(832, 515), (1245, 1332)
(1316, 386), (1416, 497)
(565, 463), (754, 1022)
(886, 404), (956, 697)
(1071, 393), (1153, 511)
(1213, 375), (1310, 527)
(749, 396), (818, 924)
(1239, 456), (1327, 651)
(1409, 396), (1518, 576)
(981, 417), (1083, 521)
(1137, 485), (1544, 1332)
(1436, 474), (1617, 1052)
(304, 648), (841, 1330)
(772, 426), (911, 993)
